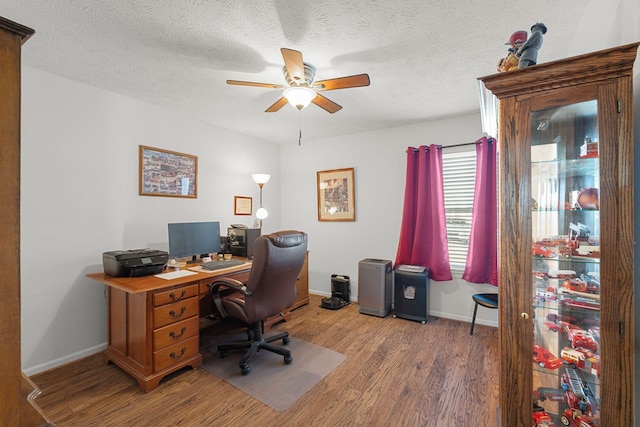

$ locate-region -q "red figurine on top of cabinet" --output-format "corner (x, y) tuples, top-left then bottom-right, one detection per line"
(497, 30), (527, 72)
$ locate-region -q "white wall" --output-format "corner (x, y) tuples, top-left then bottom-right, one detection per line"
(20, 67), (281, 374)
(280, 114), (498, 324)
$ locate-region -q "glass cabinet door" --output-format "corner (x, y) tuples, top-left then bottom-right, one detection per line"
(530, 99), (600, 426)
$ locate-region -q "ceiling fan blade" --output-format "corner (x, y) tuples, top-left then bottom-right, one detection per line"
(265, 97), (289, 113)
(227, 80), (284, 89)
(312, 93), (342, 113)
(281, 48), (305, 83)
(313, 74), (370, 91)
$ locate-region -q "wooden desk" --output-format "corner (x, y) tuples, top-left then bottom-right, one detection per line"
(87, 263), (252, 392)
(86, 252), (309, 392)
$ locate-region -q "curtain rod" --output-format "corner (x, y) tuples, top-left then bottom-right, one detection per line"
(409, 137), (495, 152)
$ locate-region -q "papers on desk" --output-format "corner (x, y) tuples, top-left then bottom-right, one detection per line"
(188, 262), (251, 273)
(154, 269), (198, 280)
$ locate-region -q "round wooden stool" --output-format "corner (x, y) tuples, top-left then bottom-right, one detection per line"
(470, 293), (498, 335)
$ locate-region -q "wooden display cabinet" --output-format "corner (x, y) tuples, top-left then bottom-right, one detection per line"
(0, 16), (53, 427)
(479, 43), (637, 427)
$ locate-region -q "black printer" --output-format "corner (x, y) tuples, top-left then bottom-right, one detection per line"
(103, 249), (169, 277)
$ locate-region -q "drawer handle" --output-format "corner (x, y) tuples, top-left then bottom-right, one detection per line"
(169, 327), (187, 339)
(169, 347), (187, 359)
(169, 306), (187, 318)
(169, 290), (187, 301)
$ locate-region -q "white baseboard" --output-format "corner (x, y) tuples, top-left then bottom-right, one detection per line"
(23, 343), (107, 376)
(428, 309), (499, 328)
(311, 290), (332, 297)
(310, 291), (499, 328)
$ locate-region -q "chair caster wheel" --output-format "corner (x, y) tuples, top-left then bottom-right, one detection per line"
(283, 336), (291, 345)
(241, 365), (251, 375)
(219, 351), (229, 359)
(284, 355), (293, 364)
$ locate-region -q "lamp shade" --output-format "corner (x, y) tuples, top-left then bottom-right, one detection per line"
(251, 173), (271, 185)
(283, 87), (316, 110)
(256, 207), (269, 219)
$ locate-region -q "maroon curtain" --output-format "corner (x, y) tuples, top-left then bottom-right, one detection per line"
(395, 145), (452, 281)
(462, 137), (498, 286)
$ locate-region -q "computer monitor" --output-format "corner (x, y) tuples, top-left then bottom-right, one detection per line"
(167, 221), (222, 262)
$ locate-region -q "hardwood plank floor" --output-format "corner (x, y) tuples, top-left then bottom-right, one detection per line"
(31, 294), (498, 426)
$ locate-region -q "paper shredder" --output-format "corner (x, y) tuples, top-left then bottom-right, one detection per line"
(393, 265), (429, 323)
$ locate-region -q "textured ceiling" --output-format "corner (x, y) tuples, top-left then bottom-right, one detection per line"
(2, 1), (636, 144)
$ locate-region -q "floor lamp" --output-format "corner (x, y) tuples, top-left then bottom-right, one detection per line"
(252, 173), (270, 229)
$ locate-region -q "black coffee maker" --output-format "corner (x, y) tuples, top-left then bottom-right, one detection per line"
(320, 274), (351, 310)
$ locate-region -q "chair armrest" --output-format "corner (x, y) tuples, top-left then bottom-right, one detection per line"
(209, 277), (246, 292)
(209, 277), (252, 318)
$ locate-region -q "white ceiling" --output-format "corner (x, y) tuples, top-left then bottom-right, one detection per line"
(3, 1), (637, 144)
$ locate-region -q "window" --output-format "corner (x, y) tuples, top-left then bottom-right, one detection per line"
(442, 150), (476, 270)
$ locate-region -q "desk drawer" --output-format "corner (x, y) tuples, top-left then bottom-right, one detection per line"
(153, 284), (198, 306)
(153, 316), (199, 351)
(153, 335), (199, 372)
(199, 271), (250, 294)
(153, 297), (199, 329)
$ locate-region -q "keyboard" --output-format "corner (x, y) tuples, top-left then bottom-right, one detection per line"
(201, 259), (246, 271)
(155, 269), (198, 280)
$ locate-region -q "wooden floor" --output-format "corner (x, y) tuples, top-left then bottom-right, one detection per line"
(31, 294), (499, 426)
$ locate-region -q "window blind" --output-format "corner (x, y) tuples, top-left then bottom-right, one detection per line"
(442, 151), (476, 270)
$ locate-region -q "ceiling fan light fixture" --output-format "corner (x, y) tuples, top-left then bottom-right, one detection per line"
(283, 86), (316, 110)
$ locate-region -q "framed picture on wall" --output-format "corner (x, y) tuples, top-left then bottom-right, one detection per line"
(234, 196), (252, 215)
(139, 145), (198, 198)
(317, 167), (356, 221)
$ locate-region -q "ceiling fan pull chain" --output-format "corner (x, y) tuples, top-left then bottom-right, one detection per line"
(298, 110), (302, 146)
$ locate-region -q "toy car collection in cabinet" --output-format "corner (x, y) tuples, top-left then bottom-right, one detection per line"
(479, 42), (637, 427)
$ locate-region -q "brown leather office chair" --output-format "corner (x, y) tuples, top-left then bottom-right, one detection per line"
(209, 230), (308, 375)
